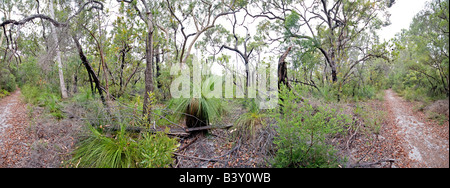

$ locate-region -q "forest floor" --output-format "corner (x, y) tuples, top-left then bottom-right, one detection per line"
(0, 89), (448, 168)
(0, 89), (32, 167)
(0, 89), (84, 168)
(174, 104), (273, 168)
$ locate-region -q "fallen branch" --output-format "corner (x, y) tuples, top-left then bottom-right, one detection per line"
(103, 124), (234, 137)
(349, 159), (396, 168)
(173, 152), (224, 163)
(346, 121), (361, 150)
(186, 124), (233, 132)
(102, 125), (189, 137)
(177, 136), (199, 152)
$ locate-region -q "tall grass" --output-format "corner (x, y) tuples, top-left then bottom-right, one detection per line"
(69, 125), (179, 168)
(234, 99), (268, 140)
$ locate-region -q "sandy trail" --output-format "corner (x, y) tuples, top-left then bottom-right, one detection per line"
(0, 91), (19, 143)
(385, 90), (449, 168)
(0, 90), (32, 167)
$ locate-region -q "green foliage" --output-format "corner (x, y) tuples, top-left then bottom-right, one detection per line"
(139, 129), (180, 168)
(21, 84), (64, 120)
(70, 125), (179, 168)
(0, 89), (10, 99)
(353, 103), (386, 135)
(169, 76), (226, 129)
(0, 68), (17, 92)
(426, 111), (448, 126)
(71, 87), (94, 104)
(401, 86), (428, 102)
(21, 84), (41, 105)
(170, 96), (222, 128)
(16, 57), (40, 87)
(389, 0), (449, 99)
(234, 99), (267, 140)
(39, 93), (65, 120)
(271, 86), (350, 168)
(284, 10), (300, 30)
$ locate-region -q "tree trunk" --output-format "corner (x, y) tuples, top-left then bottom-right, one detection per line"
(0, 27), (3, 80)
(155, 45), (162, 89)
(278, 47), (292, 90)
(331, 65), (338, 83)
(49, 0), (68, 99)
(143, 12), (155, 120)
(72, 35), (107, 108)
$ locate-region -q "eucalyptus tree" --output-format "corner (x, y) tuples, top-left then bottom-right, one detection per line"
(165, 0), (239, 66)
(109, 2), (143, 98)
(245, 0), (393, 99)
(197, 6), (267, 95)
(116, 0), (158, 119)
(393, 0), (449, 97)
(48, 0), (68, 98)
(0, 0), (104, 97)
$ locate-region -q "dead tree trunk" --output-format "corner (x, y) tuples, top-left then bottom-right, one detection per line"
(278, 46), (292, 90)
(72, 34), (108, 109)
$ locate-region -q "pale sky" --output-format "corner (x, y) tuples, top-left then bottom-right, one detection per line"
(378, 0), (429, 42)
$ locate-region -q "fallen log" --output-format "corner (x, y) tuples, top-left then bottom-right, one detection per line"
(173, 152), (224, 163)
(185, 124), (233, 132)
(349, 159), (396, 168)
(102, 124), (234, 137)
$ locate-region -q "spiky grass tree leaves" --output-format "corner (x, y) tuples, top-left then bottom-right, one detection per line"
(69, 125), (178, 168)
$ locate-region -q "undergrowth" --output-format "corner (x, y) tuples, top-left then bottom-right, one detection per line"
(271, 86), (351, 168)
(21, 84), (65, 120)
(68, 125), (179, 168)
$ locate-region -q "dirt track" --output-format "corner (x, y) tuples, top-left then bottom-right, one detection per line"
(384, 90), (449, 168)
(0, 89), (32, 167)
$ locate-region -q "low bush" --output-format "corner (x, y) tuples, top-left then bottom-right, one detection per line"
(234, 99), (267, 140)
(403, 86), (428, 102)
(353, 103), (386, 135)
(0, 68), (16, 92)
(21, 84), (42, 105)
(21, 84), (65, 120)
(271, 86), (350, 168)
(0, 89), (10, 99)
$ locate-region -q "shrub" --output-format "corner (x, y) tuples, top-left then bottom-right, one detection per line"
(0, 89), (10, 99)
(17, 58), (40, 87)
(21, 84), (42, 104)
(403, 86), (428, 102)
(171, 97), (221, 129)
(271, 87), (350, 168)
(69, 125), (179, 168)
(21, 84), (65, 120)
(169, 77), (226, 130)
(353, 104), (386, 135)
(234, 99), (267, 140)
(0, 68), (16, 92)
(139, 129), (180, 168)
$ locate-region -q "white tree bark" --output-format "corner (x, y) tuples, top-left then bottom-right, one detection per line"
(49, 0), (68, 99)
(0, 27), (4, 49)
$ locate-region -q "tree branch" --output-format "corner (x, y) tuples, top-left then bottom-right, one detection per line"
(0, 14), (67, 28)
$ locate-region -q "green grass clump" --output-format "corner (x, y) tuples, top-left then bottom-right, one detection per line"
(69, 126), (179, 168)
